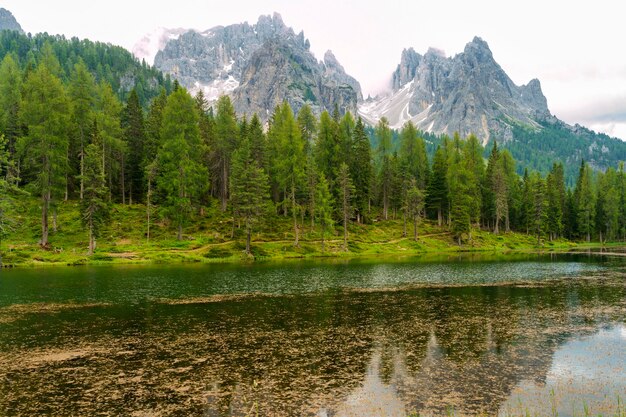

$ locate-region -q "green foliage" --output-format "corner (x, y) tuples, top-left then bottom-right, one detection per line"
(155, 88), (207, 240)
(19, 60), (70, 246)
(80, 143), (109, 255)
(0, 31), (171, 106)
(315, 173), (334, 251)
(230, 135), (270, 254)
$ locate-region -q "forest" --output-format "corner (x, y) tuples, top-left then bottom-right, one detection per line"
(1, 40), (625, 261)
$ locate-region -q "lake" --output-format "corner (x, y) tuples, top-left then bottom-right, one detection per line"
(0, 253), (625, 416)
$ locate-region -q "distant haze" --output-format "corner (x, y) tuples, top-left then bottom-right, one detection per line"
(4, 0), (626, 140)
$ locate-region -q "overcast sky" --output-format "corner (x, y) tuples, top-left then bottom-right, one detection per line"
(4, 0), (626, 139)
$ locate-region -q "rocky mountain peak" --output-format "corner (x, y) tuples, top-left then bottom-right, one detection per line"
(360, 36), (551, 144)
(149, 13), (361, 118)
(0, 8), (23, 33)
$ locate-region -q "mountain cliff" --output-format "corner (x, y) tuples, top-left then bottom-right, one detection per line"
(0, 8), (23, 33)
(359, 37), (550, 144)
(141, 13), (361, 117)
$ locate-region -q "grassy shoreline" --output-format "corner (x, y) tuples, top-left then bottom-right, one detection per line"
(1, 199), (624, 268)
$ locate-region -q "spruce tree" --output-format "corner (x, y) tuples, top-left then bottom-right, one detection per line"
(376, 118), (393, 220)
(213, 96), (238, 210)
(68, 59), (96, 200)
(337, 162), (355, 250)
(315, 173), (334, 252)
(230, 136), (269, 255)
(122, 89), (146, 204)
(19, 61), (70, 247)
(350, 118), (372, 223)
(0, 54), (22, 185)
(156, 88), (207, 240)
(81, 142), (109, 255)
(427, 146), (448, 226)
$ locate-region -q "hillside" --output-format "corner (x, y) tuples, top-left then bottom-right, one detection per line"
(0, 31), (172, 106)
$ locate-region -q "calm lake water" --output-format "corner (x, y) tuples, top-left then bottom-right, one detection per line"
(0, 253), (625, 416)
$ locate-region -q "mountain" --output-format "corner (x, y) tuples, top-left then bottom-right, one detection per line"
(359, 37), (550, 143)
(140, 13), (362, 117)
(0, 8), (23, 33)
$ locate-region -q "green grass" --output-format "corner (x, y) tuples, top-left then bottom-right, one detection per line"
(0, 197), (622, 268)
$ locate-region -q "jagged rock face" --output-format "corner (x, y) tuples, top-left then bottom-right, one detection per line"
(360, 37), (551, 144)
(150, 13), (361, 118)
(0, 8), (23, 33)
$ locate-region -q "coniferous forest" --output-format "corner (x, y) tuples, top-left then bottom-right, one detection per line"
(0, 35), (625, 264)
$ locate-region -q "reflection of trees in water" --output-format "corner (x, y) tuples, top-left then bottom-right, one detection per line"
(0, 279), (624, 416)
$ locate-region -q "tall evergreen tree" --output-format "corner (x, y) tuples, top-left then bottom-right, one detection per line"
(0, 54), (22, 184)
(122, 88), (146, 204)
(213, 96), (238, 210)
(68, 59), (96, 200)
(19, 61), (70, 247)
(156, 88), (207, 240)
(376, 118), (393, 220)
(94, 82), (124, 202)
(230, 136), (269, 255)
(337, 162), (355, 250)
(81, 142), (109, 255)
(270, 102), (306, 246)
(351, 118), (372, 223)
(574, 161), (596, 242)
(315, 173), (334, 252)
(427, 145), (448, 226)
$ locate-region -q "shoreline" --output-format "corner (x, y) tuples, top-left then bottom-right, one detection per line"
(1, 239), (624, 269)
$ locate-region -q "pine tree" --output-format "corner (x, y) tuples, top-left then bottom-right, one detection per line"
(529, 171), (547, 245)
(376, 118), (393, 220)
(270, 102), (306, 246)
(337, 162), (355, 250)
(462, 134), (485, 226)
(0, 54), (22, 185)
(315, 111), (340, 186)
(81, 142), (109, 255)
(19, 61), (70, 247)
(94, 82), (124, 202)
(350, 118), (372, 223)
(156, 88), (207, 240)
(122, 88), (146, 204)
(297, 104), (317, 155)
(230, 136), (269, 255)
(406, 178), (425, 241)
(213, 96), (238, 210)
(574, 161), (596, 242)
(68, 59), (96, 200)
(144, 88), (167, 171)
(427, 145), (448, 226)
(315, 173), (334, 252)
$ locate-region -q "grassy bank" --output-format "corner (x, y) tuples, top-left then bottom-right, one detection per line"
(0, 198), (621, 268)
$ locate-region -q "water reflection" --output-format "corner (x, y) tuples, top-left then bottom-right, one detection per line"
(0, 263), (624, 415)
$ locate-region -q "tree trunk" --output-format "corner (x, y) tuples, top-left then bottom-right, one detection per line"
(177, 222), (183, 241)
(494, 217), (499, 235)
(246, 219), (251, 255)
(221, 157), (228, 211)
(88, 216), (95, 256)
(80, 135), (84, 200)
(53, 207), (58, 232)
(383, 187), (388, 220)
(121, 154), (126, 205)
(321, 225), (325, 252)
(437, 207), (442, 227)
(343, 210), (348, 250)
(41, 192), (49, 247)
(146, 178), (151, 242)
(402, 211), (407, 237)
(505, 209), (510, 232)
(414, 215), (418, 241)
(292, 182), (299, 246)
